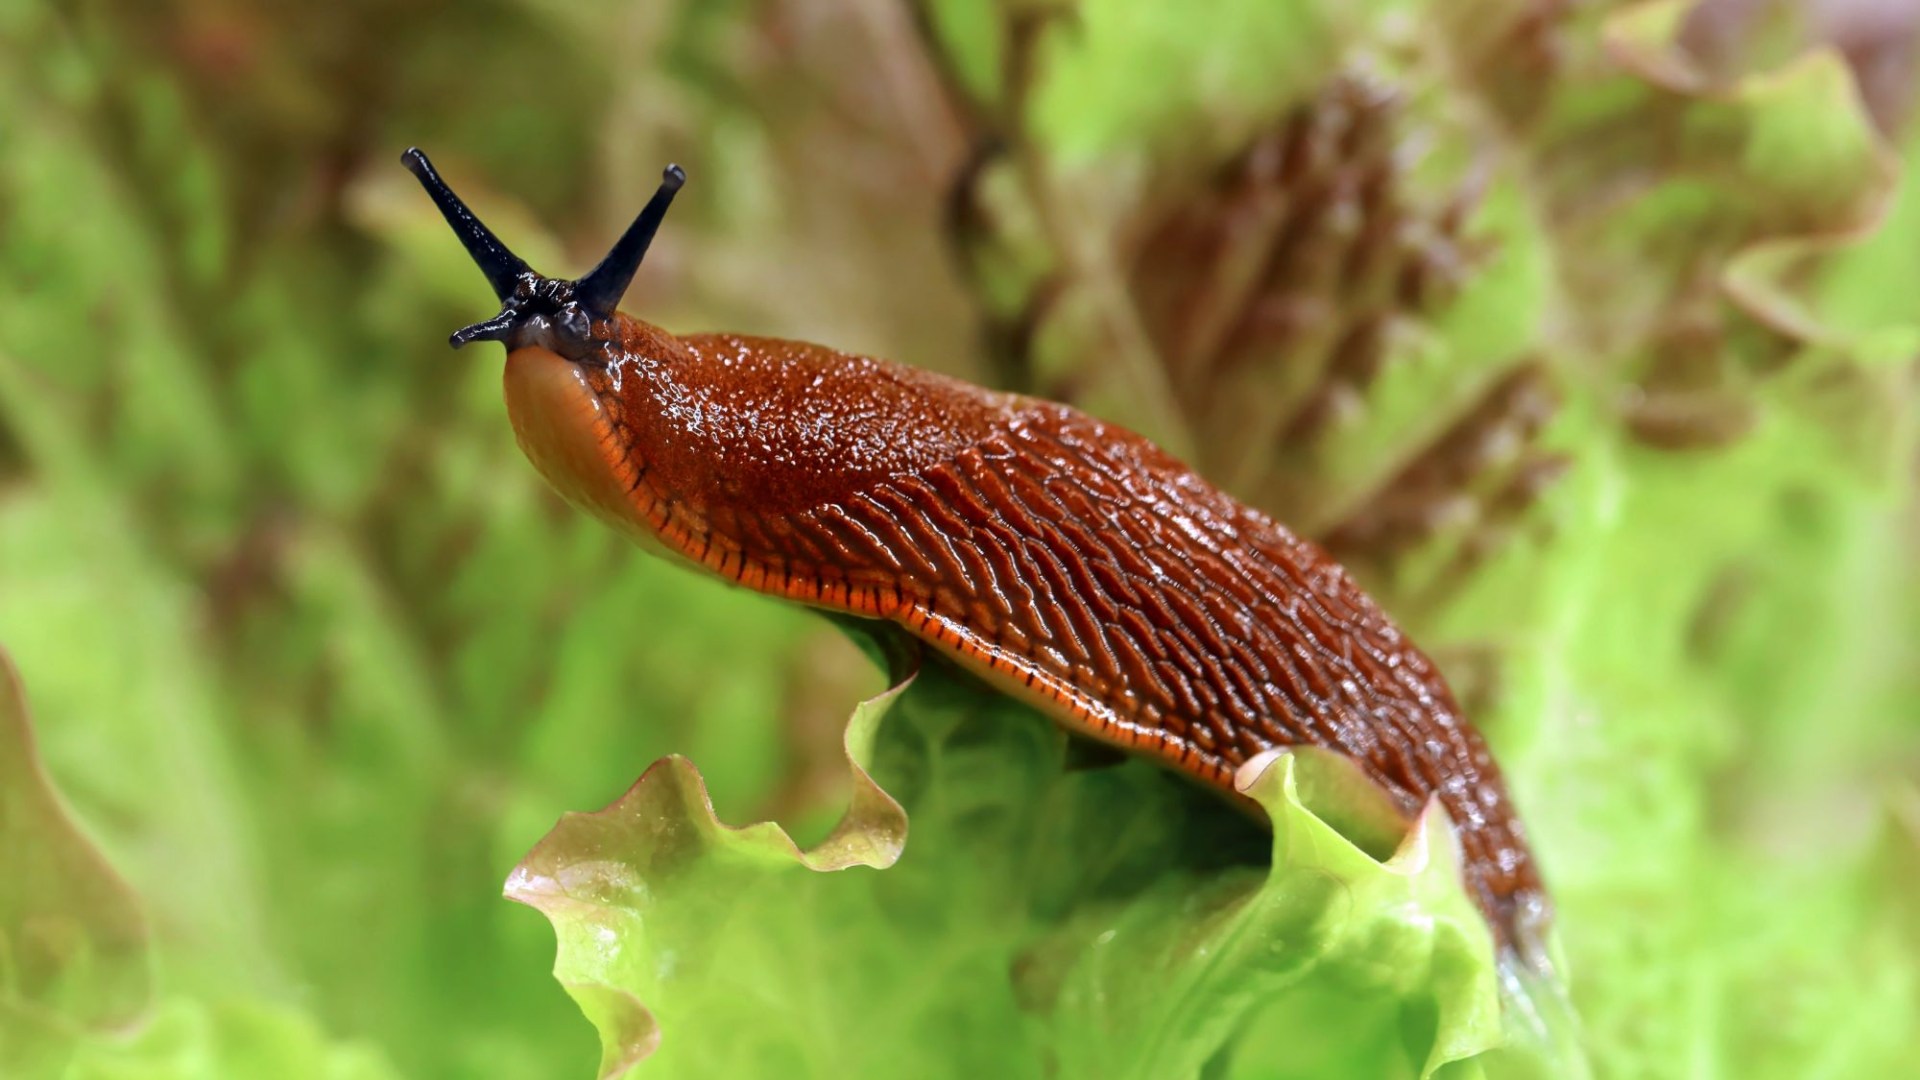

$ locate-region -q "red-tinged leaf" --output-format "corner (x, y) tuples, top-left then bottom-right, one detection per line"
(0, 647), (151, 1070)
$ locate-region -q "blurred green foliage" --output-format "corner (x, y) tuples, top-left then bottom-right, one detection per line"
(1, 0), (1917, 1078)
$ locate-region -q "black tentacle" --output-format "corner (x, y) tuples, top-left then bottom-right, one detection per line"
(573, 165), (686, 318)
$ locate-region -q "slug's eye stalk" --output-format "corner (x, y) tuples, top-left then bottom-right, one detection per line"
(574, 165), (687, 320)
(402, 148), (686, 355)
(400, 148), (533, 303)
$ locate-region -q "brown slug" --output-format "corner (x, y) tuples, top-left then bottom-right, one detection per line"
(401, 147), (1549, 962)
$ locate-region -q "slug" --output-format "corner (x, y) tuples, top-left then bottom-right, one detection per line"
(401, 148), (1549, 961)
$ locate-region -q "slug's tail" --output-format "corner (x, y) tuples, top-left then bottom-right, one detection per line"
(1492, 920), (1590, 1079)
(1448, 820), (1585, 1072)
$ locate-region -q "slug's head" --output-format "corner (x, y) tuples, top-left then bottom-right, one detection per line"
(401, 147), (684, 363)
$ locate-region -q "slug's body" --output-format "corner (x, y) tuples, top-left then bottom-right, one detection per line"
(405, 149), (1548, 961)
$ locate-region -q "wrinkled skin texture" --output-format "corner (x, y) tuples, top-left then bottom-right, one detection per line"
(501, 313), (1549, 958)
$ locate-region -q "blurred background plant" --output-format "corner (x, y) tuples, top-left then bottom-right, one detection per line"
(1, 0), (1916, 1077)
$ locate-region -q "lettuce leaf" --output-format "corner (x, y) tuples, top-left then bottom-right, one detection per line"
(508, 656), (1566, 1078)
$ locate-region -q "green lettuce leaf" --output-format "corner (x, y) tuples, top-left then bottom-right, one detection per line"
(508, 656), (1570, 1078)
(505, 664), (915, 1078)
